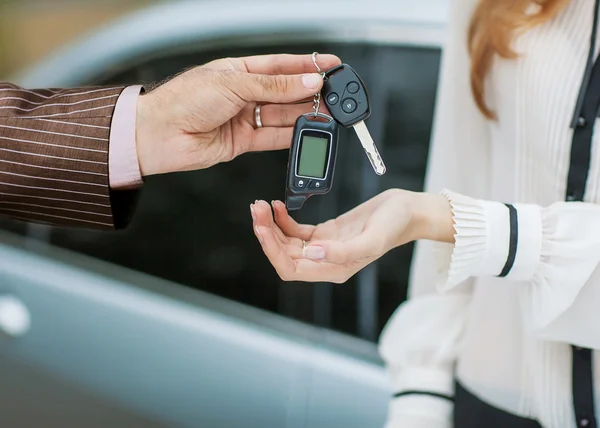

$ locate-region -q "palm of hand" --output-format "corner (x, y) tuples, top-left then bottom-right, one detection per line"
(166, 62), (258, 170)
(175, 99), (260, 171)
(186, 58), (257, 161)
(251, 189), (413, 284)
(177, 103), (273, 172)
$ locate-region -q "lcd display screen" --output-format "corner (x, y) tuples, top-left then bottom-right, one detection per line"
(297, 135), (329, 179)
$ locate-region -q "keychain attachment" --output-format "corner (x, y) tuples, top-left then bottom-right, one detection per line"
(283, 53), (339, 211)
(312, 52), (327, 117)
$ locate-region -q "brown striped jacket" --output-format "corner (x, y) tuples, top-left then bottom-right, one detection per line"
(0, 82), (138, 230)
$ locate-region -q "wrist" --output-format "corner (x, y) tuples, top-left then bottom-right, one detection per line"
(135, 92), (161, 177)
(410, 192), (455, 243)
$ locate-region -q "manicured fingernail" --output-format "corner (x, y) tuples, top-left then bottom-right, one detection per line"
(250, 204), (256, 221)
(255, 226), (263, 244)
(305, 246), (325, 261)
(302, 73), (321, 90)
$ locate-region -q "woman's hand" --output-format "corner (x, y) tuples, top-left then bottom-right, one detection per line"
(250, 189), (455, 283)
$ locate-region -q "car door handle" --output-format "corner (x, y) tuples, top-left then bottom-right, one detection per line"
(0, 295), (31, 338)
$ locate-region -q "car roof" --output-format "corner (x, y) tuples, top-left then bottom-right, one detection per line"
(13, 0), (450, 87)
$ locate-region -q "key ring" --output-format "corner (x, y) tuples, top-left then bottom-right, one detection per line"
(312, 52), (326, 117)
(302, 112), (334, 123)
(312, 52), (324, 75)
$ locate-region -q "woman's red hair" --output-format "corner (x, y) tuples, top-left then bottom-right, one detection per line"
(468, 0), (571, 119)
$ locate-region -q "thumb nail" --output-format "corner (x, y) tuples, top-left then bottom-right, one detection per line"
(302, 73), (322, 90)
(304, 245), (325, 261)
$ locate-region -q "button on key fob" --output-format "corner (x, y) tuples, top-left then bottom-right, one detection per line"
(323, 64), (370, 126)
(322, 64), (386, 175)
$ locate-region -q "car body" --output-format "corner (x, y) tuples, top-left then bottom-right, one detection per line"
(0, 1), (449, 427)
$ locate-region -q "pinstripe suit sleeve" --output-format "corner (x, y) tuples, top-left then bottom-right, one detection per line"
(0, 81), (137, 230)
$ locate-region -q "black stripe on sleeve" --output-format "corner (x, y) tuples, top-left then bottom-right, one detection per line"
(498, 203), (518, 278)
(393, 391), (454, 402)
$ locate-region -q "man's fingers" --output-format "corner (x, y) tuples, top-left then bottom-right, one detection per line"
(230, 72), (324, 104)
(249, 127), (293, 152)
(255, 102), (331, 127)
(272, 200), (315, 240)
(237, 53), (341, 76)
(255, 102), (313, 127)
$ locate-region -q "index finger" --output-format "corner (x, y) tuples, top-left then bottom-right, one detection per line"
(255, 226), (299, 280)
(239, 54), (341, 75)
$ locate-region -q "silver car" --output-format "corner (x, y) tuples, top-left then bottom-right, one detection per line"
(0, 1), (449, 427)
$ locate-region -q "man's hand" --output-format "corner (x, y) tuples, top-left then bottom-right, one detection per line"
(134, 53), (341, 176)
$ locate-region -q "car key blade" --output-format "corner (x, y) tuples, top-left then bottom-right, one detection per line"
(352, 120), (386, 175)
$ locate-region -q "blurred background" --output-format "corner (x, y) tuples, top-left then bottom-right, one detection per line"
(0, 1), (449, 427)
(0, 0), (156, 78)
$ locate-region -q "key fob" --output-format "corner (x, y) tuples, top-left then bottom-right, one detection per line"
(321, 64), (371, 127)
(285, 113), (339, 211)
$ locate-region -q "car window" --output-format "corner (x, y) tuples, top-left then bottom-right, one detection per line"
(12, 42), (440, 342)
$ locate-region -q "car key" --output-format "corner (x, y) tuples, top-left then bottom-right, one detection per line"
(321, 64), (386, 175)
(285, 112), (339, 211)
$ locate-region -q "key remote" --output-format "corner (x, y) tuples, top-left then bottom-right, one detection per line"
(321, 64), (386, 175)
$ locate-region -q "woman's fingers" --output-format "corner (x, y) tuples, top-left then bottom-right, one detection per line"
(251, 216), (352, 283)
(304, 234), (380, 265)
(271, 200), (316, 240)
(251, 200), (376, 284)
(254, 226), (299, 280)
(254, 229), (355, 283)
(251, 200), (288, 243)
(293, 259), (357, 284)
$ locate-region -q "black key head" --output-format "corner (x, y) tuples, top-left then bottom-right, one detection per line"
(321, 64), (371, 128)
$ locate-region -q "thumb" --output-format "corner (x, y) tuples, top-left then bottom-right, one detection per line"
(230, 72), (324, 104)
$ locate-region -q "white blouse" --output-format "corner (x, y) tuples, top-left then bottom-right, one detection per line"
(379, 0), (600, 427)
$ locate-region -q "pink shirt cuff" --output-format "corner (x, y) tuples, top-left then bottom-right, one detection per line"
(109, 85), (144, 190)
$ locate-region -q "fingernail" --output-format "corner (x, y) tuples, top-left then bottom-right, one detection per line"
(305, 246), (325, 261)
(302, 73), (321, 90)
(255, 226), (263, 244)
(250, 204), (256, 221)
